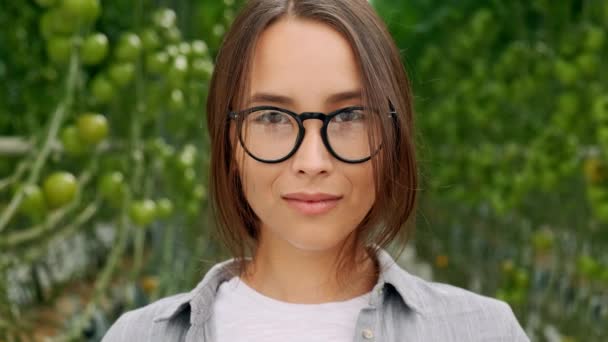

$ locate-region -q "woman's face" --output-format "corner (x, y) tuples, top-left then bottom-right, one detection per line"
(233, 17), (375, 252)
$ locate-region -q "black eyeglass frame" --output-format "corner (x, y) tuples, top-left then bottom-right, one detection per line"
(228, 103), (398, 164)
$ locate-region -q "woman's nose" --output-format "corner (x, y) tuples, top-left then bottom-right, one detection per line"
(290, 120), (334, 176)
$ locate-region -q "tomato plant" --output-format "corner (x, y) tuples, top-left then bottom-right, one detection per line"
(114, 32), (142, 62)
(156, 198), (173, 218)
(42, 171), (78, 209)
(81, 32), (109, 65)
(76, 113), (108, 145)
(98, 171), (126, 206)
(129, 199), (157, 227)
(374, 0), (608, 339)
(60, 125), (87, 156)
(46, 36), (72, 65)
(90, 74), (116, 104)
(61, 0), (100, 25)
(19, 184), (47, 219)
(0, 0), (240, 339)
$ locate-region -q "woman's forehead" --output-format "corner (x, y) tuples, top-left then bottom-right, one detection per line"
(248, 17), (363, 106)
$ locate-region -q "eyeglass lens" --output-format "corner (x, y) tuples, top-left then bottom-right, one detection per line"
(239, 108), (383, 162)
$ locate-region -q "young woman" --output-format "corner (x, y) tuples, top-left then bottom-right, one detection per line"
(103, 0), (529, 341)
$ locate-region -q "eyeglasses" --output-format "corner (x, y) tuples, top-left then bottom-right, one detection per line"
(228, 105), (397, 164)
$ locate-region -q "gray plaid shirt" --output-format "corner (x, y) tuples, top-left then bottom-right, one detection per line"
(102, 247), (530, 341)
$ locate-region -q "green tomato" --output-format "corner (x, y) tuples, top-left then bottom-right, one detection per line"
(91, 74), (116, 104)
(98, 171), (124, 197)
(501, 260), (514, 274)
(592, 96), (608, 122)
(513, 269), (529, 288)
(223, 8), (235, 25)
(145, 51), (169, 74)
(77, 113), (109, 145)
(98, 171), (126, 206)
(212, 24), (225, 40)
(532, 228), (554, 252)
(108, 62), (135, 87)
(163, 26), (182, 44)
(191, 58), (213, 80)
(129, 199), (157, 227)
(192, 185), (207, 201)
(60, 125), (87, 156)
(156, 198), (174, 218)
(577, 255), (598, 277)
(176, 144), (197, 170)
(140, 28), (161, 51)
(43, 171), (78, 209)
(19, 184), (47, 219)
(168, 89), (185, 112)
(114, 32), (142, 62)
(81, 33), (109, 66)
(46, 36), (72, 65)
(177, 42), (191, 56)
(39, 11), (56, 39)
(191, 40), (209, 58)
(470, 8), (492, 37)
(151, 138), (175, 159)
(152, 8), (177, 30)
(167, 55), (188, 87)
(584, 26), (605, 52)
(575, 53), (599, 76)
(554, 59), (577, 86)
(182, 168), (196, 189)
(165, 44), (179, 58)
(45, 8), (80, 35)
(593, 201), (608, 222)
(61, 0), (100, 25)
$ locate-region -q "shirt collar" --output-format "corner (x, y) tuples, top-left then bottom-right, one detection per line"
(153, 245), (427, 324)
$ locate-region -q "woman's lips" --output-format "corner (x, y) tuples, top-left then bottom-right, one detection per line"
(283, 198), (341, 215)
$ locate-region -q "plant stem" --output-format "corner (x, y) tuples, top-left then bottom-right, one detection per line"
(127, 0), (148, 301)
(0, 158), (30, 193)
(0, 137), (32, 156)
(0, 199), (101, 272)
(0, 157), (96, 248)
(52, 210), (130, 342)
(0, 50), (80, 233)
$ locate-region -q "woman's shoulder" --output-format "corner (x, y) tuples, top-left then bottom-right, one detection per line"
(102, 258), (238, 341)
(418, 277), (514, 315)
(102, 291), (193, 341)
(386, 264), (529, 340)
(375, 247), (528, 340)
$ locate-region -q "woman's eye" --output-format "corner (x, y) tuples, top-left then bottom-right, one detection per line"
(334, 109), (365, 123)
(255, 112), (289, 124)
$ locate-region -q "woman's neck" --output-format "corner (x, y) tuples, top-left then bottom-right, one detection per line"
(240, 239), (378, 304)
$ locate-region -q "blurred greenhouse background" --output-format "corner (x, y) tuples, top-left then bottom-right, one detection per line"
(0, 0), (606, 340)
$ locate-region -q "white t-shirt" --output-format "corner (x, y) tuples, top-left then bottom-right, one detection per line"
(211, 276), (372, 342)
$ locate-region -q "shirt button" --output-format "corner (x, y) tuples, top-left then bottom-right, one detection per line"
(362, 328), (374, 339)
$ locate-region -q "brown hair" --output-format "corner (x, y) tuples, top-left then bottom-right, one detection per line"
(205, 0), (418, 286)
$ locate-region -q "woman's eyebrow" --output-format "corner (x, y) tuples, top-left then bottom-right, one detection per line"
(325, 89), (362, 104)
(247, 89), (363, 106)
